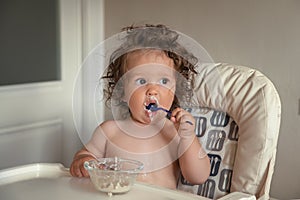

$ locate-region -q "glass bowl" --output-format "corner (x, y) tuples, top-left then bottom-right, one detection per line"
(84, 157), (144, 195)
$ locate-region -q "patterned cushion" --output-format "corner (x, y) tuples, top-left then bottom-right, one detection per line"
(177, 107), (239, 199)
(177, 63), (281, 200)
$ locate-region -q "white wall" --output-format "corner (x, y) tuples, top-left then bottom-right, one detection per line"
(104, 0), (300, 199)
(0, 0), (105, 170)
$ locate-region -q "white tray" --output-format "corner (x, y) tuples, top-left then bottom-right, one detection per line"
(0, 163), (208, 200)
(0, 163), (255, 200)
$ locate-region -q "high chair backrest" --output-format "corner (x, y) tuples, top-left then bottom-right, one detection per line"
(177, 63), (281, 200)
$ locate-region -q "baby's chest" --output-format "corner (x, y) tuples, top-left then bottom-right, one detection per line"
(105, 134), (180, 172)
(107, 133), (176, 153)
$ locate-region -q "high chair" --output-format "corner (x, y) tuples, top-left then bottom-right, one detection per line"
(177, 63), (281, 200)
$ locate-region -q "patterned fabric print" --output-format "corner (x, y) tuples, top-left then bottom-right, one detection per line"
(177, 107), (239, 199)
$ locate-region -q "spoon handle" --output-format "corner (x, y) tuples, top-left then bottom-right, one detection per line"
(157, 107), (172, 114)
(156, 107), (193, 125)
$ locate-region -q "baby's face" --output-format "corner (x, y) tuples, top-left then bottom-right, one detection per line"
(122, 50), (176, 124)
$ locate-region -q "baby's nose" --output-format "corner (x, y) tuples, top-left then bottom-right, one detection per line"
(146, 84), (158, 96)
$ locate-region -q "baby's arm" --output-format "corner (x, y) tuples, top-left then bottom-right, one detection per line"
(70, 125), (107, 177)
(170, 108), (210, 184)
(70, 147), (97, 177)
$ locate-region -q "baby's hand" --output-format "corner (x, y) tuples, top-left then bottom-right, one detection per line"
(70, 153), (95, 177)
(170, 108), (195, 138)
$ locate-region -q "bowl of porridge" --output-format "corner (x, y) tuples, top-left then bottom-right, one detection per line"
(84, 157), (144, 196)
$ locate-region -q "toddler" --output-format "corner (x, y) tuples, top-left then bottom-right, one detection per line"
(70, 24), (210, 189)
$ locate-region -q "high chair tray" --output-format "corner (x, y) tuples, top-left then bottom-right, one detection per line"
(0, 163), (208, 200)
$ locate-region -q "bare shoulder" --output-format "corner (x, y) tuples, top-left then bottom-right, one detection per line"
(94, 120), (119, 137)
(100, 120), (117, 128)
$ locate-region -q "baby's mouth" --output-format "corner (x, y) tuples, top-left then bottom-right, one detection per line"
(144, 96), (159, 112)
(144, 97), (159, 120)
(145, 102), (157, 111)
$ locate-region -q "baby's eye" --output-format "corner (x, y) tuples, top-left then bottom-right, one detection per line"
(135, 78), (147, 85)
(159, 78), (170, 85)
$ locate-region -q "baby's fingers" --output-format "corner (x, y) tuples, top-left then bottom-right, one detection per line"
(70, 164), (80, 177)
(170, 108), (183, 123)
(80, 164), (90, 177)
(171, 108), (194, 125)
(70, 158), (92, 177)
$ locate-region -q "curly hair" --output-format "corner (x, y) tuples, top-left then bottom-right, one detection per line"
(102, 24), (198, 111)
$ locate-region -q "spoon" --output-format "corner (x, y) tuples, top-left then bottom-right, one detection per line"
(145, 103), (193, 125)
(146, 103), (172, 115)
